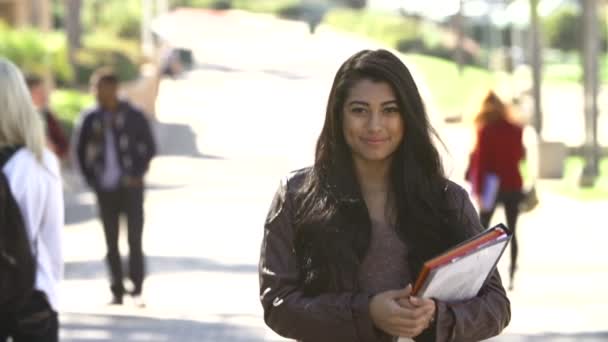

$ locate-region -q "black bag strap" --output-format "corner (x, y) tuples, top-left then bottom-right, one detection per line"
(0, 145), (39, 257)
(0, 145), (22, 168)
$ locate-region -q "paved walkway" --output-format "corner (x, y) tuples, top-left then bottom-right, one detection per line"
(59, 9), (608, 341)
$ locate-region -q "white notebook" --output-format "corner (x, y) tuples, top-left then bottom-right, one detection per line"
(397, 224), (511, 342)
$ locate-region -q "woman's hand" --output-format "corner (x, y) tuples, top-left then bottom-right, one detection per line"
(369, 284), (435, 337)
(396, 293), (437, 338)
(369, 285), (413, 337)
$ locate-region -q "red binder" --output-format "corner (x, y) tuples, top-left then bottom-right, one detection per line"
(412, 223), (512, 300)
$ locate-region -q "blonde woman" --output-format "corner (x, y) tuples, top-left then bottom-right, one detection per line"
(0, 58), (64, 342)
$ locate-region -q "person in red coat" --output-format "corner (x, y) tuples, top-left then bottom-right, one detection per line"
(25, 75), (69, 161)
(468, 91), (524, 290)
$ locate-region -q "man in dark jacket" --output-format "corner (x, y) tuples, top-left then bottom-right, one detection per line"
(74, 68), (156, 306)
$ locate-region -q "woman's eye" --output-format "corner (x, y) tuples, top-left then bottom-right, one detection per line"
(384, 107), (400, 114)
(351, 107), (367, 114)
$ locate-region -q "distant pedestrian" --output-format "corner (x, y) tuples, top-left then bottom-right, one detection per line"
(259, 50), (510, 342)
(467, 90), (524, 290)
(160, 46), (182, 78)
(73, 67), (156, 306)
(25, 75), (70, 161)
(0, 58), (64, 342)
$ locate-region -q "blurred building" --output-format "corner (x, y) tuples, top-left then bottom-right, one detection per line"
(0, 0), (52, 30)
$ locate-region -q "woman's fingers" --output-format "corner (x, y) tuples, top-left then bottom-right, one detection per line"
(371, 288), (437, 338)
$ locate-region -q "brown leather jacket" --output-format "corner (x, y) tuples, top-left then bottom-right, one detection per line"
(259, 169), (511, 342)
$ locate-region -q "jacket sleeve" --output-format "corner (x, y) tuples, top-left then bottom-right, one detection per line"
(134, 110), (156, 176)
(433, 186), (511, 341)
(259, 179), (380, 342)
(73, 113), (94, 187)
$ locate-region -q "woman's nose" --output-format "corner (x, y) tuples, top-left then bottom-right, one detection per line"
(367, 111), (382, 131)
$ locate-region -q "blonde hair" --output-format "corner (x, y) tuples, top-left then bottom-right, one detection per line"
(0, 58), (45, 161)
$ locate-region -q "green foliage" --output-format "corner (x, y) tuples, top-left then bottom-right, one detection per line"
(171, 0), (217, 8)
(229, 0), (298, 13)
(0, 22), (73, 83)
(335, 0), (367, 9)
(50, 89), (94, 137)
(73, 32), (141, 85)
(82, 1), (142, 40)
(324, 9), (421, 49)
(542, 5), (607, 52)
(404, 54), (497, 118)
(542, 6), (580, 51)
(171, 0), (298, 13)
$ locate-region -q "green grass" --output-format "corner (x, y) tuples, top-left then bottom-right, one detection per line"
(546, 157), (608, 200)
(50, 89), (94, 137)
(543, 55), (608, 84)
(324, 9), (421, 50)
(544, 63), (582, 84)
(230, 0), (298, 13)
(403, 54), (503, 117)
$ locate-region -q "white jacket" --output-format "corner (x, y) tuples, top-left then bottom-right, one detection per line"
(2, 148), (64, 311)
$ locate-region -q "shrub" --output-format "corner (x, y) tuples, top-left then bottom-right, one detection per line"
(211, 0), (232, 10)
(542, 5), (607, 52)
(324, 9), (421, 49)
(82, 1), (142, 40)
(50, 89), (94, 138)
(0, 22), (73, 83)
(73, 32), (141, 85)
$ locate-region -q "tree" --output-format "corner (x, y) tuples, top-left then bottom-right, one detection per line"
(543, 6), (580, 51)
(64, 0), (82, 66)
(345, 0), (366, 9)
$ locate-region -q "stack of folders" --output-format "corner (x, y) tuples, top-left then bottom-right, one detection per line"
(397, 224), (512, 342)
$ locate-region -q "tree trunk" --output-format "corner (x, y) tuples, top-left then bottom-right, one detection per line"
(64, 0), (82, 59)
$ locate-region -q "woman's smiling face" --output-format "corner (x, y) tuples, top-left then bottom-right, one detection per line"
(342, 79), (405, 165)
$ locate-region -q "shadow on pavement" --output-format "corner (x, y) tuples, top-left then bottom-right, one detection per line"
(65, 256), (257, 280)
(63, 174), (97, 225)
(155, 121), (223, 159)
(60, 313), (276, 342)
(63, 176), (186, 226)
(196, 62), (243, 73)
(145, 182), (188, 191)
(491, 332), (608, 341)
(194, 61), (308, 79)
(64, 198), (97, 226)
(261, 69), (308, 80)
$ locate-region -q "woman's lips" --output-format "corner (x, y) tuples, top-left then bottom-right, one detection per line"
(361, 137), (388, 145)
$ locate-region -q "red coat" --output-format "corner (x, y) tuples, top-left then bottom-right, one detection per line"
(470, 119), (524, 195)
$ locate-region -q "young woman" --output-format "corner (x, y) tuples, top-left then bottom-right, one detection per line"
(0, 58), (64, 342)
(259, 50), (510, 341)
(469, 91), (525, 289)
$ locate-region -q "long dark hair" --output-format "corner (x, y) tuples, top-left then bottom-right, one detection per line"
(293, 49), (466, 294)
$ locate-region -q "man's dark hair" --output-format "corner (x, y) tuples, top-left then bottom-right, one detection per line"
(90, 67), (119, 86)
(24, 74), (43, 89)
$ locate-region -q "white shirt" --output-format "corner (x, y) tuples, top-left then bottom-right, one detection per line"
(100, 112), (122, 190)
(2, 148), (64, 311)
